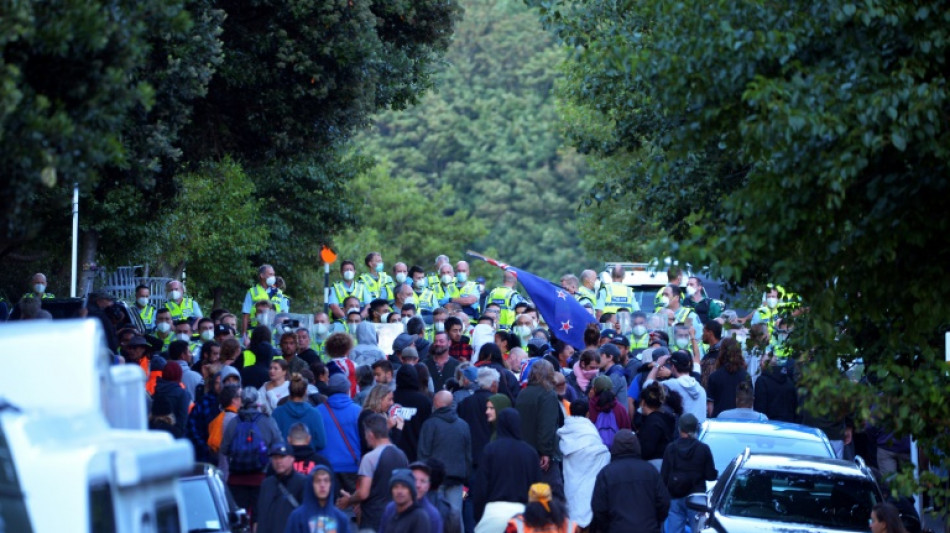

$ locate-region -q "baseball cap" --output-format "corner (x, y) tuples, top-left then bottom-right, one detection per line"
(214, 323), (233, 336)
(670, 350), (692, 372)
(610, 336), (630, 348)
(268, 442), (292, 456)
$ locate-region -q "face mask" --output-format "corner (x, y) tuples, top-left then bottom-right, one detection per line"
(776, 331), (789, 343)
(375, 262), (385, 272)
(178, 333), (191, 342)
(156, 322), (171, 333)
(343, 270), (355, 281)
(402, 316), (411, 326)
(441, 274), (454, 285)
(265, 275), (276, 286)
(735, 334), (748, 344)
(594, 280), (602, 292)
(168, 290), (182, 301)
(675, 337), (690, 349)
(136, 297), (149, 307)
(346, 322), (358, 330)
(686, 285), (697, 297)
(632, 325), (647, 337)
(477, 284), (485, 292)
(200, 330), (214, 342)
(34, 284), (46, 294)
(415, 278), (428, 289)
(457, 272), (468, 283)
(514, 325), (532, 338)
(659, 296), (670, 307)
(346, 307), (360, 317)
(434, 322), (445, 333)
(314, 323), (329, 336)
(395, 272), (407, 284)
(766, 297), (779, 309)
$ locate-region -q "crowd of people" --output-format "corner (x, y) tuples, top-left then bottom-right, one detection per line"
(0, 257), (921, 533)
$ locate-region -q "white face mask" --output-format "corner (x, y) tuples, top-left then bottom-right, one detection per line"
(514, 325), (532, 338)
(477, 284), (485, 293)
(457, 272), (468, 283)
(675, 337), (690, 349)
(314, 323), (329, 337)
(632, 325), (647, 337)
(156, 322), (171, 333)
(415, 278), (428, 289)
(136, 297), (149, 307)
(343, 270), (355, 281)
(178, 333), (191, 342)
(265, 275), (276, 286)
(200, 330), (214, 342)
(441, 274), (454, 285)
(346, 307), (360, 317)
(401, 316), (411, 326)
(168, 290), (182, 301)
(766, 297), (779, 309)
(395, 272), (407, 284)
(34, 284), (46, 294)
(686, 285), (697, 297)
(659, 296), (670, 307)
(434, 321), (445, 332)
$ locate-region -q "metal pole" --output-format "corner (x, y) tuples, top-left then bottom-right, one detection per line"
(323, 263), (330, 314)
(70, 182), (79, 297)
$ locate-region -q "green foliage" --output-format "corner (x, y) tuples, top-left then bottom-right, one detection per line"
(359, 0), (594, 280)
(535, 0), (950, 505)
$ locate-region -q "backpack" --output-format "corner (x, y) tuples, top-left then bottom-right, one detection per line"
(594, 410), (620, 448)
(666, 451), (697, 498)
(228, 412), (268, 474)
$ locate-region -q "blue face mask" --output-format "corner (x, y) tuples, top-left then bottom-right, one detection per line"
(376, 262), (385, 273)
(457, 272), (468, 283)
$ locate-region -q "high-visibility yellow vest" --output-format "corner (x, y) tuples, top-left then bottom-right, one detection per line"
(412, 289), (437, 312)
(248, 285), (283, 325)
(603, 282), (637, 313)
(488, 286), (518, 328)
(22, 292), (55, 300)
(165, 298), (198, 321)
(137, 304), (156, 329)
(360, 272), (394, 301)
(576, 286), (596, 307)
(432, 282), (461, 302)
(333, 281), (366, 306)
(630, 333), (650, 350)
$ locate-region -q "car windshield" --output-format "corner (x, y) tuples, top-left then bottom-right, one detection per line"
(702, 432), (832, 472)
(180, 477), (222, 531)
(720, 467), (880, 529)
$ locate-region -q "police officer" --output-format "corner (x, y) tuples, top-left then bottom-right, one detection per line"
(655, 266), (685, 312)
(164, 280), (202, 322)
(22, 273), (55, 299)
(486, 270), (523, 330)
(453, 260), (481, 321)
(133, 284), (157, 332)
(328, 260), (370, 320)
(577, 270), (599, 309)
(598, 265), (639, 318)
(684, 276), (721, 324)
(361, 252), (395, 301)
(427, 254), (450, 288)
(660, 284), (703, 349)
(409, 265), (438, 317)
(749, 284), (783, 334)
(241, 264), (284, 338)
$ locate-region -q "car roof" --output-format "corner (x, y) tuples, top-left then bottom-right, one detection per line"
(702, 419), (829, 442)
(740, 453), (872, 479)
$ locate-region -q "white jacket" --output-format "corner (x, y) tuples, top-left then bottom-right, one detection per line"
(558, 416), (611, 527)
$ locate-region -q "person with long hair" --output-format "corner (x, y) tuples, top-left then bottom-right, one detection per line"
(636, 382), (676, 466)
(705, 337), (750, 418)
(505, 483), (579, 533)
(869, 502), (908, 533)
(262, 358), (290, 415)
(358, 384), (404, 455)
(588, 376), (632, 448)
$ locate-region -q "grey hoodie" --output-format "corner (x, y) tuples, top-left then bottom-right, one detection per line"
(350, 322), (385, 366)
(646, 375), (707, 423)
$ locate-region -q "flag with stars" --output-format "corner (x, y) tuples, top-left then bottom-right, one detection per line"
(467, 251), (598, 350)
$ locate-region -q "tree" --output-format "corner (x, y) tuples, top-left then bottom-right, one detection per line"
(533, 0), (950, 505)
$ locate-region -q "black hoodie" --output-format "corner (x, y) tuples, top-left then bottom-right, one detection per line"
(753, 365), (798, 422)
(592, 430), (670, 533)
(637, 409), (676, 461)
(240, 342), (277, 389)
(392, 364), (432, 462)
(472, 408), (541, 521)
(659, 437), (717, 498)
(284, 467), (351, 533)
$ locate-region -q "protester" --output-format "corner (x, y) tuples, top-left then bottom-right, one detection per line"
(378, 468), (432, 533)
(706, 338), (751, 418)
(272, 373), (327, 451)
(317, 374), (362, 494)
(591, 429), (670, 533)
(418, 390), (472, 522)
(588, 375), (631, 448)
(284, 465), (351, 533)
(558, 400), (610, 529)
(660, 414), (717, 533)
(636, 382), (677, 467)
(254, 442), (306, 533)
(505, 483), (580, 533)
(262, 358), (290, 415)
(473, 408), (541, 524)
(392, 364), (432, 462)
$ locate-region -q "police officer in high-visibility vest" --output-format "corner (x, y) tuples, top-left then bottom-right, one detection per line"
(628, 310), (651, 352)
(427, 254), (450, 290)
(598, 265), (639, 319)
(22, 272), (56, 300)
(164, 279), (202, 322)
(453, 260), (481, 321)
(309, 312), (332, 363)
(360, 251), (395, 301)
(576, 270), (599, 309)
(660, 283), (703, 351)
(154, 307), (176, 348)
(748, 284), (783, 334)
(409, 265), (438, 317)
(241, 264), (285, 339)
(133, 283), (157, 332)
(486, 270), (524, 330)
(655, 267), (685, 312)
(328, 260), (371, 321)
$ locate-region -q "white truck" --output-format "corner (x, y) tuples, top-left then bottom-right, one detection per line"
(0, 319), (193, 533)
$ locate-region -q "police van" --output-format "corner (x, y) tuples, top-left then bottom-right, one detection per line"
(0, 319), (193, 533)
(603, 261), (687, 311)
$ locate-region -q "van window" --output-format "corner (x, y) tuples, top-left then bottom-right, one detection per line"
(156, 500), (181, 533)
(0, 426), (33, 533)
(89, 483), (116, 532)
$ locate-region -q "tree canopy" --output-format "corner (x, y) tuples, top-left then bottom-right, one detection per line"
(532, 0), (949, 504)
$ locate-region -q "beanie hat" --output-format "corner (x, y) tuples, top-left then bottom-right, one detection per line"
(162, 361), (183, 382)
(488, 393), (512, 412)
(592, 375), (613, 393)
(389, 468), (417, 501)
(218, 365), (241, 386)
(327, 374), (350, 396)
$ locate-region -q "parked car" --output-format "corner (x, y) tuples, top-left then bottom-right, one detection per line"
(699, 419), (835, 476)
(179, 463), (249, 533)
(687, 451), (883, 533)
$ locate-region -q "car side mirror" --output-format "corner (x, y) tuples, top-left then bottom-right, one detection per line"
(686, 492), (710, 513)
(229, 508), (249, 530)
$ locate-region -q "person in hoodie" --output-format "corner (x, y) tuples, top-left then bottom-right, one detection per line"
(380, 462), (443, 533)
(351, 321), (385, 367)
(151, 361), (191, 437)
(473, 408), (542, 524)
(644, 351), (707, 423)
(316, 374), (363, 493)
(284, 464), (350, 533)
(660, 414), (717, 533)
(286, 423), (331, 475)
(753, 351), (798, 422)
(515, 360), (564, 499)
(474, 342), (519, 400)
(636, 382), (677, 467)
(591, 429), (670, 533)
(391, 363), (432, 462)
(379, 468), (431, 533)
(588, 376), (632, 448)
(256, 442), (307, 533)
(406, 317), (431, 360)
(558, 400), (610, 529)
(167, 340), (203, 401)
(241, 325), (278, 389)
(418, 391), (472, 520)
(273, 373), (327, 451)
